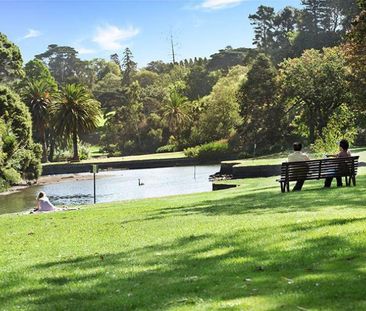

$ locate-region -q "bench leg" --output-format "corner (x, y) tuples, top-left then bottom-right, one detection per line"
(280, 182), (285, 193)
(286, 182), (290, 192)
(345, 176), (350, 186)
(352, 175), (356, 186)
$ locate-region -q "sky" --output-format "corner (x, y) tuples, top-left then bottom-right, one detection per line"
(0, 0), (301, 67)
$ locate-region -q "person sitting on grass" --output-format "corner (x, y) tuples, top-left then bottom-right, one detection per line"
(34, 191), (55, 212)
(288, 142), (310, 191)
(324, 139), (351, 188)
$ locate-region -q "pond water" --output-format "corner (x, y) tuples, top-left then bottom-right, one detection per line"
(0, 165), (220, 215)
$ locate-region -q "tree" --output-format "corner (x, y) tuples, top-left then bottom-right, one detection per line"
(300, 0), (328, 34)
(184, 63), (219, 101)
(101, 81), (144, 155)
(237, 54), (282, 153)
(345, 0), (366, 109)
(162, 88), (190, 141)
(249, 6), (276, 53)
(23, 59), (57, 90)
(193, 66), (246, 144)
(145, 60), (172, 74)
(23, 80), (53, 162)
(207, 46), (256, 72)
(0, 32), (23, 84)
(121, 48), (137, 86)
(51, 84), (102, 161)
(0, 85), (42, 186)
(35, 45), (82, 85)
(278, 47), (352, 143)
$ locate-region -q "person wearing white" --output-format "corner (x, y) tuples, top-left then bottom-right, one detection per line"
(35, 191), (55, 212)
(288, 142), (310, 191)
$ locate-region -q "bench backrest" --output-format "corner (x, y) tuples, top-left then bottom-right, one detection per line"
(280, 156), (359, 181)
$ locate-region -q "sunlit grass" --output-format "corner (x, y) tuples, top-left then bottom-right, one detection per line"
(43, 151), (187, 166)
(1, 171), (366, 310)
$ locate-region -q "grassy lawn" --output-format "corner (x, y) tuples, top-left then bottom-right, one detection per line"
(1, 170), (366, 310)
(44, 151), (186, 166)
(224, 147), (366, 168)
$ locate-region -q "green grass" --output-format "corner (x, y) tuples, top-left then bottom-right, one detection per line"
(1, 171), (366, 310)
(224, 147), (366, 168)
(44, 151), (186, 166)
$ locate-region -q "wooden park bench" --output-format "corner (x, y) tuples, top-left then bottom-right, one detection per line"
(277, 156), (359, 193)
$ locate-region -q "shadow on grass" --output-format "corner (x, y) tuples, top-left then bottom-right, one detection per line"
(1, 228), (365, 310)
(125, 175), (366, 224)
(2, 176), (366, 310)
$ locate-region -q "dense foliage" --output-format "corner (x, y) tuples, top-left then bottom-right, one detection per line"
(0, 0), (365, 191)
(0, 85), (42, 190)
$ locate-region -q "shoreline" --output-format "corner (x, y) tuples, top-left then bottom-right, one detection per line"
(0, 173), (97, 196)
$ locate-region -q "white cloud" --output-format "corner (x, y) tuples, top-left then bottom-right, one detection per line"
(199, 0), (244, 10)
(93, 24), (140, 51)
(76, 47), (96, 55)
(23, 28), (41, 39)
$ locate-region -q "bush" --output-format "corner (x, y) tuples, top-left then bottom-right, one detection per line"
(184, 140), (230, 160)
(53, 143), (91, 161)
(183, 146), (200, 158)
(79, 143), (91, 160)
(1, 167), (21, 185)
(313, 104), (357, 154)
(156, 144), (177, 153)
(10, 146), (42, 180)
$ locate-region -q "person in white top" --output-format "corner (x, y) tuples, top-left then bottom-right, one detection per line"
(34, 191), (55, 212)
(288, 142), (310, 191)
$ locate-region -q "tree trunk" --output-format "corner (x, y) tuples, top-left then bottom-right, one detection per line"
(49, 136), (55, 162)
(40, 126), (48, 163)
(72, 130), (80, 161)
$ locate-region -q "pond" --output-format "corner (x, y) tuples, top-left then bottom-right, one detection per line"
(0, 165), (220, 215)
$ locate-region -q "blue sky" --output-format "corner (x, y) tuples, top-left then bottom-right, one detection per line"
(1, 0), (301, 67)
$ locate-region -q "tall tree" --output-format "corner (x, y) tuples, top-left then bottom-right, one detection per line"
(23, 80), (53, 162)
(0, 32), (23, 84)
(279, 47), (352, 143)
(193, 65), (245, 144)
(23, 59), (57, 90)
(184, 63), (218, 101)
(345, 0), (366, 111)
(35, 45), (82, 85)
(51, 84), (102, 161)
(0, 85), (42, 185)
(249, 6), (276, 53)
(300, 0), (328, 34)
(121, 48), (137, 86)
(207, 47), (256, 72)
(237, 54), (282, 153)
(162, 89), (190, 141)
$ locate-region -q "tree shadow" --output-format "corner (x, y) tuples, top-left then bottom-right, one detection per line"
(1, 226), (365, 310)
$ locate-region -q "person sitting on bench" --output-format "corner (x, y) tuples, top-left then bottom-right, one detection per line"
(324, 139), (351, 188)
(288, 142), (310, 191)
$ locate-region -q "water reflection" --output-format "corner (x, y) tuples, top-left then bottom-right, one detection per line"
(0, 165), (219, 215)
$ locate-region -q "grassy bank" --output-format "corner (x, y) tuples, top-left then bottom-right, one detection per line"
(1, 173), (366, 310)
(44, 151), (186, 166)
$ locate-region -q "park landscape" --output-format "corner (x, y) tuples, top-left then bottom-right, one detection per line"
(1, 0), (366, 310)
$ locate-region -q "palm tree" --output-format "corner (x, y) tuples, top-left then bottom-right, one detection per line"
(51, 84), (101, 161)
(162, 89), (190, 140)
(23, 80), (53, 163)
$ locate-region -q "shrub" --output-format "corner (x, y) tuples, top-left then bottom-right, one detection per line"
(184, 140), (230, 160)
(1, 167), (21, 185)
(79, 143), (91, 160)
(313, 104), (357, 154)
(10, 146), (42, 180)
(183, 146), (200, 158)
(156, 144), (177, 153)
(197, 140), (230, 160)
